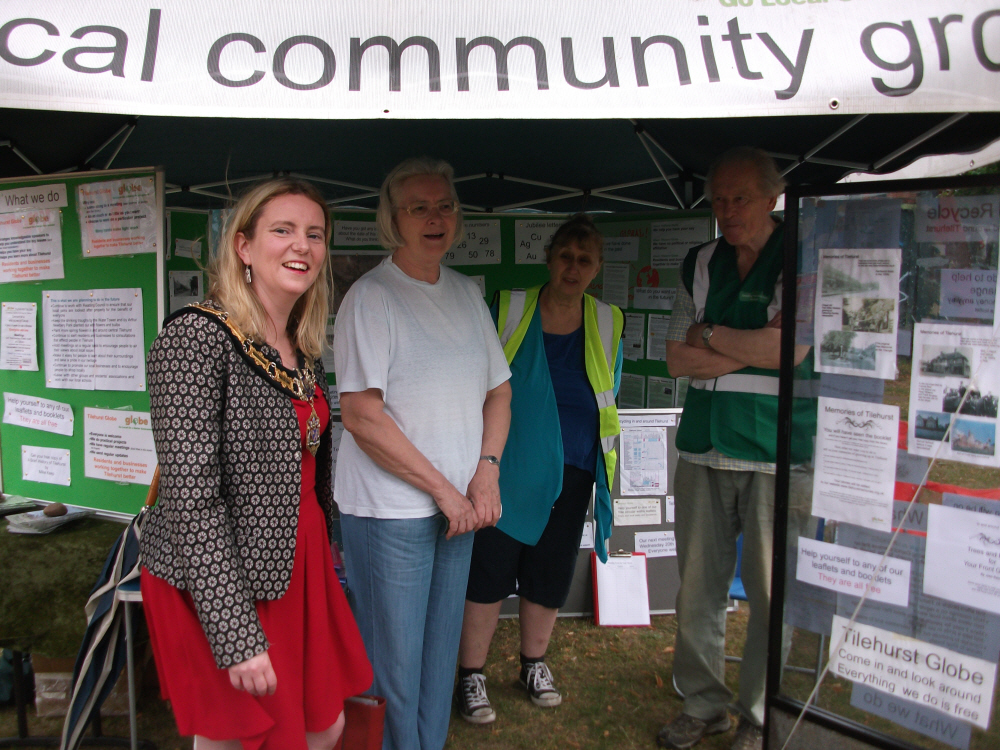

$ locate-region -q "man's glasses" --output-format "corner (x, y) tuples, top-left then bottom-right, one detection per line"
(398, 200), (460, 218)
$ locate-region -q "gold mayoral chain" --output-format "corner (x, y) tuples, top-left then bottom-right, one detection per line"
(191, 304), (323, 456)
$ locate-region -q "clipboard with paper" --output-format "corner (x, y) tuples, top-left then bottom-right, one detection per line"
(591, 550), (651, 627)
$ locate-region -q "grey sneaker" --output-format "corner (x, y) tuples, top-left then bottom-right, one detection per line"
(518, 661), (562, 707)
(656, 712), (732, 749)
(730, 718), (763, 750)
(454, 672), (496, 724)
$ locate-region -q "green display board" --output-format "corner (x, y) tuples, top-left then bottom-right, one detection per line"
(0, 168), (164, 516)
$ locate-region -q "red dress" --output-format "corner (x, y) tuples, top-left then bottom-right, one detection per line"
(141, 394), (373, 749)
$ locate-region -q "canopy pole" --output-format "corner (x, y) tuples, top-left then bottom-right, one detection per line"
(0, 140), (42, 174)
(636, 132), (684, 208)
(103, 123), (136, 170)
(873, 113), (968, 171)
(591, 191), (676, 210)
(288, 172), (376, 192)
(495, 191), (586, 211)
(83, 119), (137, 166)
(779, 114), (867, 177)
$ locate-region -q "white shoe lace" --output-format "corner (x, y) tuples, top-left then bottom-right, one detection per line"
(528, 662), (557, 694)
(463, 673), (490, 709)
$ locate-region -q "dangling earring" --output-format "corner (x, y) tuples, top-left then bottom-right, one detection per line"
(245, 265), (252, 284)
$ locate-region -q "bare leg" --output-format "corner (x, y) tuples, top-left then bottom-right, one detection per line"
(306, 711), (346, 750)
(519, 599), (558, 659)
(193, 737), (242, 750)
(458, 600), (503, 669)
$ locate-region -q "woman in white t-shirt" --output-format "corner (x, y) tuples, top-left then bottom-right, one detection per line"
(333, 157), (512, 750)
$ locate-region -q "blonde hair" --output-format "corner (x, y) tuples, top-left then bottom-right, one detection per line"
(207, 178), (332, 360)
(376, 157), (464, 250)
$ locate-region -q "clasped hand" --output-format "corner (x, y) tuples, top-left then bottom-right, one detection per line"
(434, 462), (501, 539)
(228, 650), (277, 696)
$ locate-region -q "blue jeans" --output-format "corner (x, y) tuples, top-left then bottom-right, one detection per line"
(340, 513), (474, 750)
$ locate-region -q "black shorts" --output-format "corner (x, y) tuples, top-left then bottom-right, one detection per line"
(466, 464), (594, 610)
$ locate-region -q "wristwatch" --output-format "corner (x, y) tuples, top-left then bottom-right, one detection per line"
(701, 324), (715, 348)
(480, 455), (500, 466)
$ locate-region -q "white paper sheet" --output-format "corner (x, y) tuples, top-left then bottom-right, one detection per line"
(594, 554), (651, 627)
(43, 288), (145, 391)
(0, 208), (64, 283)
(650, 219), (709, 269)
(332, 220), (379, 247)
(925, 504), (1000, 616)
(173, 238), (202, 261)
(675, 377), (689, 408)
(329, 421), (345, 484)
(816, 248), (901, 379)
(622, 312), (645, 360)
(1, 301), (37, 370)
(939, 269), (996, 323)
(665, 495), (675, 523)
(328, 385), (341, 411)
(579, 521), (595, 549)
(915, 195), (1000, 245)
(3, 392), (73, 436)
(168, 270), (203, 313)
(601, 236), (639, 263)
(812, 397), (898, 531)
(647, 376), (674, 408)
(322, 317), (336, 371)
(620, 426), (668, 496)
(83, 407), (156, 484)
(618, 373), (645, 409)
(645, 314), (671, 363)
(77, 178), (157, 257)
(829, 615), (996, 730)
(443, 220), (501, 265)
(635, 531), (676, 558)
(602, 263), (630, 310)
(797, 536), (911, 606)
(908, 323), (1000, 467)
(633, 286), (676, 311)
(613, 497), (661, 526)
(514, 219), (562, 264)
(0, 184), (67, 213)
(21, 445), (70, 485)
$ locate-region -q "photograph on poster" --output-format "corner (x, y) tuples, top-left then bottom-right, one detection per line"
(815, 248), (900, 379)
(908, 323), (1000, 467)
(812, 397), (897, 531)
(168, 270), (203, 313)
(647, 376), (674, 409)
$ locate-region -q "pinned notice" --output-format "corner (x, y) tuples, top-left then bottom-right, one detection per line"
(925, 504), (1000, 616)
(635, 531), (676, 558)
(77, 178), (157, 257)
(21, 446), (70, 486)
(4, 392), (73, 436)
(83, 407), (156, 485)
(797, 537), (911, 607)
(613, 497), (661, 526)
(939, 270), (996, 323)
(514, 219), (562, 264)
(1, 301), (38, 370)
(829, 615), (996, 730)
(332, 220), (379, 248)
(0, 209), (64, 283)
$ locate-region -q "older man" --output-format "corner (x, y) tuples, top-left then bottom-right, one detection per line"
(658, 148), (816, 750)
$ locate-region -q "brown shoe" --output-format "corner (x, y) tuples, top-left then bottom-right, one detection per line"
(656, 712), (731, 749)
(730, 718), (763, 750)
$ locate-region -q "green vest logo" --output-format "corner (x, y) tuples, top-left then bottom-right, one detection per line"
(738, 291), (772, 304)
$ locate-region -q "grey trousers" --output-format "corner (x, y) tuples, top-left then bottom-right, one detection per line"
(672, 458), (814, 726)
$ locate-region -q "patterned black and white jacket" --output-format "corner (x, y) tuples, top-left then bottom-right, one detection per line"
(139, 302), (334, 669)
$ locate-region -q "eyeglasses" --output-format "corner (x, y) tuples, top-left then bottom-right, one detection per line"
(398, 200), (460, 218)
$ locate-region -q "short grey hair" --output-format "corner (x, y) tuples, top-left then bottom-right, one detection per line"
(705, 147), (786, 201)
(376, 157), (464, 250)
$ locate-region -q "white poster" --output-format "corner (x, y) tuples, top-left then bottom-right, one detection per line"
(925, 504), (1000, 616)
(939, 269), (996, 323)
(646, 314), (671, 363)
(443, 220), (501, 265)
(174, 238), (203, 261)
(816, 248), (900, 379)
(633, 286), (676, 311)
(514, 219), (562, 264)
(0, 209), (64, 283)
(797, 536), (911, 607)
(601, 236), (639, 263)
(618, 372), (644, 409)
(43, 289), (146, 391)
(647, 376), (674, 409)
(620, 426), (668, 496)
(0, 184), (67, 213)
(613, 497), (660, 526)
(812, 397), (897, 532)
(635, 530), (676, 558)
(602, 263), (629, 310)
(77, 178), (157, 257)
(0, 301), (38, 370)
(83, 407), (156, 484)
(622, 312), (645, 361)
(915, 195), (1000, 245)
(829, 616), (996, 731)
(579, 520), (595, 549)
(21, 446), (71, 486)
(908, 323), (1000, 468)
(332, 220), (379, 247)
(168, 270), (204, 313)
(3, 392), (74, 436)
(651, 219), (709, 269)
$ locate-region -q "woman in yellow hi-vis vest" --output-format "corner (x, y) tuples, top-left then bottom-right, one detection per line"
(455, 214), (624, 724)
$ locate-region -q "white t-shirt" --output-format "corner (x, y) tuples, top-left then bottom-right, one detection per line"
(333, 255), (511, 518)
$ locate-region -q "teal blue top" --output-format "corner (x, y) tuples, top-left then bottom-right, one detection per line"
(492, 300), (623, 561)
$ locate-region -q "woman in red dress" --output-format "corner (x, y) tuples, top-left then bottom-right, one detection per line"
(139, 178), (373, 750)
